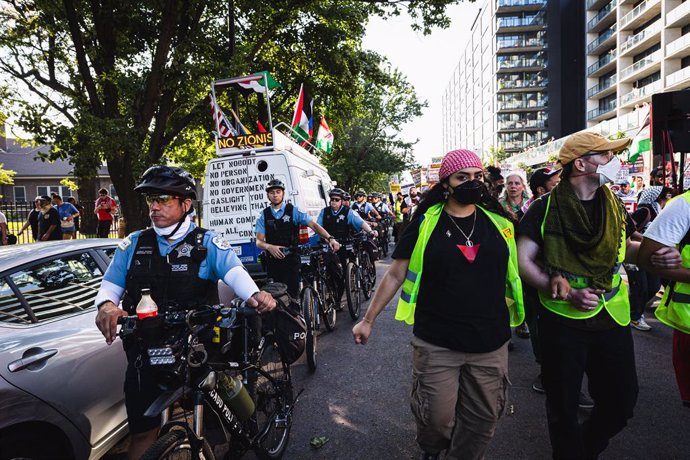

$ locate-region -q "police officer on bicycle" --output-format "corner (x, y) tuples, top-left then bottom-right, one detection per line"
(94, 166), (276, 459)
(318, 188), (377, 303)
(351, 190), (381, 221)
(255, 179), (340, 298)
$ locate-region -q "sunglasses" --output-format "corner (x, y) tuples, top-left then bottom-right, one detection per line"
(330, 197), (342, 202)
(145, 194), (180, 205)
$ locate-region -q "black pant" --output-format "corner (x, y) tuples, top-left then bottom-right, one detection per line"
(626, 266), (661, 321)
(97, 219), (112, 238)
(266, 253), (300, 299)
(524, 286), (541, 364)
(539, 309), (638, 460)
(324, 250), (345, 300)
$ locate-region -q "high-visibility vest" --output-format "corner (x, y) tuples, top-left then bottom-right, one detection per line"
(538, 194), (630, 325)
(395, 203), (524, 327)
(655, 191), (690, 334)
(395, 201), (404, 224)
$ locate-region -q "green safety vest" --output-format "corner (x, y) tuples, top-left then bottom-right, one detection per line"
(538, 194), (630, 325)
(395, 201), (404, 224)
(655, 191), (690, 334)
(395, 203), (524, 327)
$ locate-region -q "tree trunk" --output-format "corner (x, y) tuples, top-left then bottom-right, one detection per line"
(107, 157), (150, 233)
(77, 176), (98, 235)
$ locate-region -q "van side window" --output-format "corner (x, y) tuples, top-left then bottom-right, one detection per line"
(318, 182), (326, 201)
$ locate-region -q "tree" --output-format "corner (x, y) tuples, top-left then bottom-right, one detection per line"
(0, 0), (467, 228)
(485, 145), (508, 167)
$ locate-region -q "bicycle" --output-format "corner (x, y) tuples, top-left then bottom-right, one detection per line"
(298, 243), (338, 372)
(353, 232), (376, 299)
(118, 300), (296, 460)
(340, 239), (364, 321)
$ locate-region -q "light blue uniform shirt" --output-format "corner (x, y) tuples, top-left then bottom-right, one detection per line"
(377, 203), (391, 214)
(103, 224), (244, 289)
(254, 201), (313, 234)
(316, 206), (365, 232)
(351, 201), (375, 216)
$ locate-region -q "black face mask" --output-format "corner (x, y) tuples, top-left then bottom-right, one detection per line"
(450, 180), (484, 204)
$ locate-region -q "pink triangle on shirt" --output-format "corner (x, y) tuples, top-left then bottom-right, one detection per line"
(457, 243), (480, 264)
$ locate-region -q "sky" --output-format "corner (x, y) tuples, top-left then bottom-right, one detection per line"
(362, 2), (482, 166)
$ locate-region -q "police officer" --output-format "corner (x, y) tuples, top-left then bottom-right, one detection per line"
(372, 192), (394, 219)
(351, 190), (381, 221)
(318, 188), (377, 302)
(94, 166), (276, 459)
(255, 179), (340, 298)
(343, 192), (352, 207)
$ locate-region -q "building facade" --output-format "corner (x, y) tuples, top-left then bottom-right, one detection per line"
(442, 0), (585, 159)
(586, 0), (690, 126)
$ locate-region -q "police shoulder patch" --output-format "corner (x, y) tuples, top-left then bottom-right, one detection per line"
(212, 235), (233, 250)
(118, 236), (132, 251)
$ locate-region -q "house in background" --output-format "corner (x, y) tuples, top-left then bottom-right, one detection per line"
(0, 123), (115, 202)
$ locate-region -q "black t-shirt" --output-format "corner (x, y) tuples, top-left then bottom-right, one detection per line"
(38, 208), (62, 241)
(517, 194), (635, 330)
(392, 209), (511, 352)
(28, 209), (40, 240)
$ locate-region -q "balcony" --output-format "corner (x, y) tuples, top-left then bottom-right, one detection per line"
(587, 50), (617, 77)
(497, 100), (547, 112)
(620, 49), (662, 83)
(587, 76), (617, 99)
(587, 100), (617, 121)
(666, 33), (690, 60)
(497, 78), (548, 92)
(619, 0), (661, 31)
(498, 119), (547, 131)
(586, 0), (609, 10)
(496, 57), (546, 72)
(619, 79), (662, 108)
(496, 37), (546, 53)
(497, 0), (546, 13)
(619, 20), (662, 58)
(587, 2), (616, 34)
(667, 0), (690, 29)
(587, 26), (616, 55)
(666, 66), (690, 91)
(496, 15), (546, 32)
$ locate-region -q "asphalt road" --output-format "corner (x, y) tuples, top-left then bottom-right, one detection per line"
(106, 253), (690, 459)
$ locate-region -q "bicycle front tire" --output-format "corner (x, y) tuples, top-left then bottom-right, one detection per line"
(345, 262), (362, 321)
(140, 429), (216, 460)
(300, 286), (318, 372)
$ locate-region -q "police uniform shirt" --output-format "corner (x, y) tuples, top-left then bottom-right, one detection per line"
(103, 224), (244, 291)
(352, 201), (375, 217)
(378, 203), (391, 214)
(254, 201), (313, 234)
(316, 206), (365, 231)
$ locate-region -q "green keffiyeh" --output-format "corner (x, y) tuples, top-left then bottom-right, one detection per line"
(543, 180), (625, 290)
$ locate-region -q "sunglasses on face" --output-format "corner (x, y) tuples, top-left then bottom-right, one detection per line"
(145, 194), (180, 205)
(330, 197), (342, 202)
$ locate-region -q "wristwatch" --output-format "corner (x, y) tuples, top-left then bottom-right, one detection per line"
(327, 236), (335, 240)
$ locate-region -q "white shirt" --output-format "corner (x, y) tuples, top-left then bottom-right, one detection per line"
(644, 197), (690, 247)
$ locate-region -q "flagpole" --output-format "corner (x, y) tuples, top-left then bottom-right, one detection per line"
(263, 72), (274, 133)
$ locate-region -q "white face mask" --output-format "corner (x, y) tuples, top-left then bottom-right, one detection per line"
(152, 218), (191, 240)
(596, 158), (621, 187)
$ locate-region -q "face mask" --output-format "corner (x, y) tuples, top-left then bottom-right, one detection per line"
(595, 158), (621, 187)
(450, 180), (484, 204)
(152, 215), (191, 240)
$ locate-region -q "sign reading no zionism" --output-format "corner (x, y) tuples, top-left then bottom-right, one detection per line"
(206, 157), (274, 241)
(216, 132), (273, 150)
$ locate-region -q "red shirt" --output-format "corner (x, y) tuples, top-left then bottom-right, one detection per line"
(95, 196), (117, 221)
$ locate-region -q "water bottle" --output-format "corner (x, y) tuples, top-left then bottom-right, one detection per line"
(136, 288), (158, 320)
(216, 372), (255, 421)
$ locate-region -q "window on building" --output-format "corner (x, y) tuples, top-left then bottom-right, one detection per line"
(37, 186), (72, 199)
(13, 186), (26, 202)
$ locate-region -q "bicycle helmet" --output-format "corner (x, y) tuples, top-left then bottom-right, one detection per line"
(329, 188), (346, 199)
(135, 166), (197, 199)
(266, 179), (286, 192)
(354, 190), (366, 198)
(343, 192), (351, 201)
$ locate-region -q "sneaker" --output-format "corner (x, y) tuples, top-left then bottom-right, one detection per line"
(515, 322), (530, 339)
(532, 374), (545, 394)
(631, 316), (652, 331)
(579, 391), (594, 409)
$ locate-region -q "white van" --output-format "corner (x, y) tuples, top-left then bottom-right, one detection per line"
(203, 130), (333, 275)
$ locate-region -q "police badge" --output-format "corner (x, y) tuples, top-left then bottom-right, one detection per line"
(174, 242), (194, 258)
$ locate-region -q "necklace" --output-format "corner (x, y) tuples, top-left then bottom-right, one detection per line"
(445, 210), (477, 247)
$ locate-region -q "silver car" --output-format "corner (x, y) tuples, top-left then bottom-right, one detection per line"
(0, 239), (127, 460)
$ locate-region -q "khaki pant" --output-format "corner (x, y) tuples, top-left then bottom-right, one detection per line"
(410, 336), (510, 460)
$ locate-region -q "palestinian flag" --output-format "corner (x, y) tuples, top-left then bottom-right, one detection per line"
(291, 84), (313, 144)
(628, 114), (650, 163)
(315, 116), (334, 154)
(230, 71), (281, 95)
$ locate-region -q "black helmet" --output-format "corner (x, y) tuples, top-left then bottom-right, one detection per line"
(371, 192), (380, 198)
(355, 190), (366, 197)
(134, 166), (197, 199)
(329, 188), (345, 199)
(343, 192), (351, 201)
(266, 179), (285, 192)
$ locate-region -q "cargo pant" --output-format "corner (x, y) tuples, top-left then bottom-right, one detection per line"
(410, 336), (510, 460)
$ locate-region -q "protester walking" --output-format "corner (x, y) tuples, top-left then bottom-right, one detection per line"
(18, 197), (41, 242)
(353, 149), (524, 460)
(393, 191), (408, 243)
(67, 197), (83, 237)
(37, 195), (62, 241)
(52, 195), (79, 240)
(95, 188), (118, 238)
(516, 132), (679, 459)
(639, 190), (690, 409)
(499, 170), (530, 220)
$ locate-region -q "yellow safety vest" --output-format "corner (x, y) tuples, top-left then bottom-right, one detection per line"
(655, 191), (690, 334)
(395, 203), (524, 327)
(395, 201), (404, 224)
(538, 194), (630, 325)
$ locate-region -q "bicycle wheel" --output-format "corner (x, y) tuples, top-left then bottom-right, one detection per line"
(300, 286), (317, 372)
(318, 279), (336, 331)
(345, 262), (362, 321)
(360, 251), (374, 299)
(253, 333), (294, 459)
(140, 428), (215, 460)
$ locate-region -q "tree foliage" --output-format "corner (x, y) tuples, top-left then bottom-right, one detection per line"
(0, 0), (465, 228)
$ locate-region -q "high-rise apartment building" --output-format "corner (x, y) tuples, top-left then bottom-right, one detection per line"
(442, 0), (585, 159)
(586, 0), (690, 126)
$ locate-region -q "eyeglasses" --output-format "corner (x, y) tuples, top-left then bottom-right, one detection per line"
(145, 194), (180, 205)
(330, 197), (342, 202)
